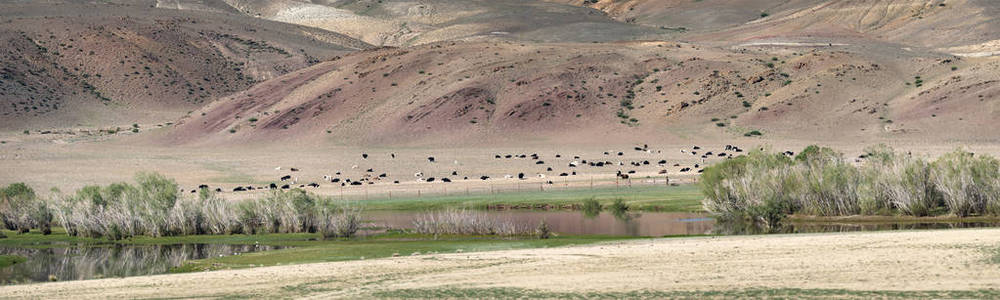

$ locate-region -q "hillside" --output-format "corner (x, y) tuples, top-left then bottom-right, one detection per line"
(156, 0), (670, 46)
(0, 2), (370, 130)
(164, 39), (1000, 146)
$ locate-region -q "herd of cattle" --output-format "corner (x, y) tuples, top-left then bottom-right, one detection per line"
(188, 144), (762, 194)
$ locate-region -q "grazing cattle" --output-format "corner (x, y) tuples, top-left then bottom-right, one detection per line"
(247, 186), (255, 190)
(379, 173), (387, 178)
(604, 151), (610, 155)
(198, 184), (209, 189)
(546, 167), (553, 171)
(442, 178), (452, 182)
(693, 146), (701, 150)
(673, 163), (680, 167)
(659, 169), (668, 174)
(393, 180), (400, 184)
(233, 187), (246, 192)
(451, 171), (458, 176)
(642, 160), (650, 165)
(391, 153), (396, 159)
(495, 155), (502, 159)
(280, 175), (292, 181)
(190, 190), (196, 193)
(694, 164), (700, 168)
(481, 176), (490, 180)
(269, 183), (278, 189)
(215, 188), (222, 192)
(595, 162), (605, 167)
(627, 170), (636, 174)
(680, 167), (691, 172)
(569, 161), (579, 167)
(336, 171), (342, 175)
(718, 153), (727, 157)
(658, 160), (667, 165)
(697, 169), (704, 173)
(571, 171), (577, 175)
(428, 157), (435, 162)
(426, 177), (436, 182)
(725, 145), (733, 150)
(518, 173), (525, 179)
(308, 183), (320, 188)
(505, 154), (512, 158)
(290, 168), (299, 172)
(332, 178), (341, 183)
(280, 184), (290, 189)
(706, 151), (713, 155)
(634, 147), (643, 151)
(362, 153), (368, 159)
(574, 155), (581, 159)
(617, 152), (624, 156)
(536, 161), (545, 164)
(366, 168), (374, 172)
(414, 172), (423, 177)
(559, 173), (569, 176)
(351, 182), (362, 186)
(555, 154), (562, 158)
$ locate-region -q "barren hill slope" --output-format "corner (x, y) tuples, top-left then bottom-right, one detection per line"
(157, 0), (669, 46)
(552, 0), (1000, 55)
(164, 40), (1000, 146)
(0, 2), (370, 130)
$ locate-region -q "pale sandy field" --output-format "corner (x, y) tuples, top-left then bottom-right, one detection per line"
(1, 228), (999, 299)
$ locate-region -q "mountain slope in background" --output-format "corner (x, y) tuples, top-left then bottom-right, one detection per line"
(0, 2), (370, 129)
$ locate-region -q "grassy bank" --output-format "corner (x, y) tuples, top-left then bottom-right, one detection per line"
(0, 227), (637, 273)
(358, 184), (703, 212)
(0, 254), (27, 268)
(171, 233), (635, 273)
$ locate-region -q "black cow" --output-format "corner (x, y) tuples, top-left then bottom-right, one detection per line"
(215, 188), (222, 192)
(555, 154), (562, 158)
(362, 153), (368, 159)
(480, 176), (490, 180)
(428, 156), (435, 162)
(379, 173), (387, 178)
(571, 171), (577, 175)
(617, 152), (624, 156)
(351, 182), (362, 186)
(280, 175), (292, 181)
(518, 173), (525, 179)
(426, 177), (436, 182)
(290, 168), (299, 172)
(495, 155), (502, 159)
(393, 180), (400, 184)
(451, 171), (458, 176)
(693, 146), (701, 150)
(190, 190), (196, 193)
(536, 161), (545, 164)
(308, 183), (320, 188)
(332, 178), (340, 183)
(505, 154), (512, 158)
(442, 178), (452, 182)
(658, 160), (667, 165)
(270, 183), (278, 189)
(559, 173), (569, 176)
(366, 168), (374, 172)
(281, 184), (290, 189)
(198, 184), (209, 189)
(546, 167), (553, 171)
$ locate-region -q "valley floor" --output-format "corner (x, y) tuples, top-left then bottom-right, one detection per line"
(3, 228), (1000, 299)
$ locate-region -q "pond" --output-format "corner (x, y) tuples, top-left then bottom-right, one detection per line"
(0, 244), (284, 285)
(366, 210), (1000, 237)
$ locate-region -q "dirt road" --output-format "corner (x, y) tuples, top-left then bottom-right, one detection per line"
(3, 228), (1000, 298)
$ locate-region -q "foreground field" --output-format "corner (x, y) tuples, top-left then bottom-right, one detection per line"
(3, 228), (1000, 299)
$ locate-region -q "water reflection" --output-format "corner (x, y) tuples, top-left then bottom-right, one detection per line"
(367, 211), (715, 237)
(0, 244), (283, 284)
